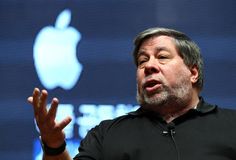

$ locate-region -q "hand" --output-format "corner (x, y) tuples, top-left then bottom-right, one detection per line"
(28, 88), (72, 148)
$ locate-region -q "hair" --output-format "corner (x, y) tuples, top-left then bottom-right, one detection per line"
(132, 27), (204, 90)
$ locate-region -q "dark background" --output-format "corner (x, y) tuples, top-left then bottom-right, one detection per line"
(0, 0), (236, 159)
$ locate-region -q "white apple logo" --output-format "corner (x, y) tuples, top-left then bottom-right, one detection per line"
(33, 9), (83, 90)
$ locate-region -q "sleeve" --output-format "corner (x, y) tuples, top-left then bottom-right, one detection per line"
(73, 120), (111, 160)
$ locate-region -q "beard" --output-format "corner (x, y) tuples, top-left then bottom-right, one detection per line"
(136, 74), (192, 111)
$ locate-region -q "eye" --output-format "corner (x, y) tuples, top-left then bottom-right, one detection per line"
(158, 52), (171, 61)
(137, 56), (148, 66)
(158, 52), (170, 59)
(137, 60), (146, 66)
(159, 55), (168, 59)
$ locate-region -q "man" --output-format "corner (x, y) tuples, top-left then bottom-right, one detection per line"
(28, 27), (236, 160)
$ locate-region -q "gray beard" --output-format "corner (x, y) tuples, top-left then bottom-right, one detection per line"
(136, 76), (192, 110)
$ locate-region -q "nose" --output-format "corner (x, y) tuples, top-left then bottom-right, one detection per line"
(144, 58), (160, 75)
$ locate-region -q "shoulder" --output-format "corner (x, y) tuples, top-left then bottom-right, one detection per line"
(79, 108), (143, 146)
(197, 97), (236, 116)
(94, 107), (143, 132)
(215, 107), (236, 120)
(216, 107), (236, 113)
(195, 98), (236, 124)
(199, 100), (236, 125)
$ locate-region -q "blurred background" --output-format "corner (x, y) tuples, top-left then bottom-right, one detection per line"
(0, 0), (236, 159)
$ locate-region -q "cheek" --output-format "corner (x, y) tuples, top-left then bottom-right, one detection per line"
(164, 66), (191, 84)
(136, 70), (143, 89)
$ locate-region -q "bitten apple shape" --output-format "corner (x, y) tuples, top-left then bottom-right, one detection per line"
(33, 9), (83, 90)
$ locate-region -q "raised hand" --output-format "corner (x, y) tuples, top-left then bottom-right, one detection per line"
(28, 88), (72, 148)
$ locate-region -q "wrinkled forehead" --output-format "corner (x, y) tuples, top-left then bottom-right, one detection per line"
(137, 35), (176, 50)
(136, 35), (178, 56)
(133, 35), (184, 67)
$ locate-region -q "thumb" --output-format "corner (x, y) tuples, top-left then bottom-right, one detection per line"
(57, 116), (72, 130)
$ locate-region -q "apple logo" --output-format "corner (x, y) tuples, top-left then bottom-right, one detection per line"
(33, 9), (83, 90)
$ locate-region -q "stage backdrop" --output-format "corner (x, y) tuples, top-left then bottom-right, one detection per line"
(0, 0), (236, 159)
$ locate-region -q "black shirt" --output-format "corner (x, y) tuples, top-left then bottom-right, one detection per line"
(74, 99), (236, 160)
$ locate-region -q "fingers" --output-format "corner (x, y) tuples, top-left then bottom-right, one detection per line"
(47, 99), (72, 131)
(47, 98), (59, 123)
(37, 89), (48, 120)
(56, 116), (72, 131)
(39, 89), (48, 110)
(27, 96), (33, 104)
(28, 88), (71, 138)
(32, 88), (40, 108)
(27, 88), (40, 117)
(29, 88), (48, 119)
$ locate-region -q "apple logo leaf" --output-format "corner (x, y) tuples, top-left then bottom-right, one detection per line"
(55, 9), (71, 29)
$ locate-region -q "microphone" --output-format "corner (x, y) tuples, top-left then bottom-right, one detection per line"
(162, 122), (175, 136)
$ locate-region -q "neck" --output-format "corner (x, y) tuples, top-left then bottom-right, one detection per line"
(143, 94), (199, 123)
(162, 95), (199, 123)
(162, 105), (196, 123)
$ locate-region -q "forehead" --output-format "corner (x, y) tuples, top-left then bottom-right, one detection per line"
(139, 35), (175, 49)
(136, 35), (179, 58)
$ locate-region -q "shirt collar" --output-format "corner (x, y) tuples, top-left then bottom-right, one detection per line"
(195, 97), (217, 114)
(128, 97), (217, 117)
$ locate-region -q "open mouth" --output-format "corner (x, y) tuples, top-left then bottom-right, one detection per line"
(143, 79), (162, 93)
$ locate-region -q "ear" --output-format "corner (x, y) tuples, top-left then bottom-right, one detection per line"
(190, 65), (199, 84)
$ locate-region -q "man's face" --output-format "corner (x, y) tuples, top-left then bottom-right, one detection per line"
(136, 35), (196, 109)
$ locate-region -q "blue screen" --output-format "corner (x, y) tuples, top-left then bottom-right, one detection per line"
(0, 0), (236, 159)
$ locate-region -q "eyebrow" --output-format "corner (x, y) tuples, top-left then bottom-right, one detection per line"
(137, 46), (171, 57)
(155, 46), (171, 52)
